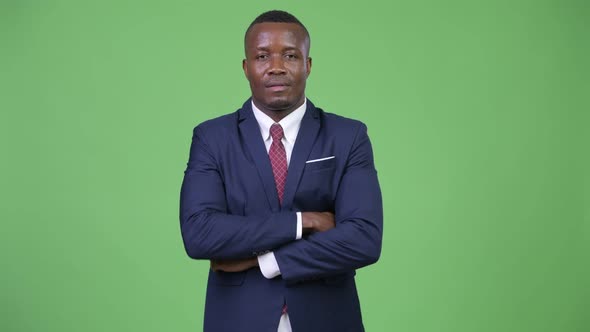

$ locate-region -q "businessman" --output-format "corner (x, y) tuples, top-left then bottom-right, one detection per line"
(180, 10), (383, 332)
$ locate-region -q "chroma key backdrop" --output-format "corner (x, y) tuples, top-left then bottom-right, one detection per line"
(1, 1), (588, 331)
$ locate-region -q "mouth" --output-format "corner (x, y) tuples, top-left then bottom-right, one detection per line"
(265, 82), (290, 92)
(265, 81), (290, 87)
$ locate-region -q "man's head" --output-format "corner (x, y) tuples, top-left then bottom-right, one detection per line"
(243, 10), (312, 119)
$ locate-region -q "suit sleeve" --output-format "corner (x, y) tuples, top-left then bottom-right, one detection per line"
(273, 123), (383, 282)
(179, 125), (297, 260)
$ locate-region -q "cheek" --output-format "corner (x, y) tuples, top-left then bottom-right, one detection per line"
(288, 63), (307, 77)
(252, 72), (267, 86)
(246, 64), (264, 82)
(291, 71), (307, 86)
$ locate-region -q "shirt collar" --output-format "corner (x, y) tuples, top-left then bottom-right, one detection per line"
(251, 99), (307, 144)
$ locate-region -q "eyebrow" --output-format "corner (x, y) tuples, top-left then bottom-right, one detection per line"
(254, 46), (299, 52)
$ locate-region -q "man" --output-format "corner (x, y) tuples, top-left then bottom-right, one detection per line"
(180, 10), (383, 332)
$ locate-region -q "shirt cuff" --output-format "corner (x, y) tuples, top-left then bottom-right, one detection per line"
(258, 251), (281, 279)
(296, 212), (302, 240)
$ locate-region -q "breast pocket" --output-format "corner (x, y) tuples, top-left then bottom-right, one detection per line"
(304, 156), (336, 171)
(295, 157), (337, 211)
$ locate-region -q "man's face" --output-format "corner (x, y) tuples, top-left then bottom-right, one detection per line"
(243, 22), (311, 115)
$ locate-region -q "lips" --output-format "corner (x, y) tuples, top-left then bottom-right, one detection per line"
(265, 81), (290, 92)
(265, 81), (290, 88)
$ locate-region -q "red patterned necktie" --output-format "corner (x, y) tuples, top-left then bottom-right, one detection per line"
(270, 123), (289, 316)
(269, 123), (288, 205)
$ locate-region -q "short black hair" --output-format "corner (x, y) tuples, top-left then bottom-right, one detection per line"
(245, 10), (310, 43)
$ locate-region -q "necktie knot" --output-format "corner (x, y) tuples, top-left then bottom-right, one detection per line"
(270, 123), (284, 141)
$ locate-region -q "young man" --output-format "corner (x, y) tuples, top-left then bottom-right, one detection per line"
(180, 10), (383, 332)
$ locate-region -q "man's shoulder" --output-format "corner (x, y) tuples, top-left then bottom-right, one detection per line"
(318, 108), (367, 133)
(190, 111), (241, 142)
(194, 112), (238, 131)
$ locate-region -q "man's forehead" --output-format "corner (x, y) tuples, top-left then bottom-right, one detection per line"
(246, 22), (308, 43)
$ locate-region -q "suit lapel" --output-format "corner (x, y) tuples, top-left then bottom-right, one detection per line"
(238, 100), (281, 211)
(282, 101), (321, 209)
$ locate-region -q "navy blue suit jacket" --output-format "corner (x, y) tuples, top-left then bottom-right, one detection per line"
(180, 99), (383, 332)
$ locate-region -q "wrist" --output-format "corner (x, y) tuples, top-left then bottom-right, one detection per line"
(250, 257), (259, 267)
(301, 212), (315, 234)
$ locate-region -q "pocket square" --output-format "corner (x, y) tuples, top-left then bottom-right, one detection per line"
(306, 156), (335, 164)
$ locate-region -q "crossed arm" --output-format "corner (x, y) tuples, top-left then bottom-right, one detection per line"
(209, 212), (336, 273)
(179, 123), (382, 282)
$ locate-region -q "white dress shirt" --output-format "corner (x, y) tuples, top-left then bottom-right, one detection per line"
(252, 99), (306, 332)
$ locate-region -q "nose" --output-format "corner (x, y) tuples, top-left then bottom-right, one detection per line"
(268, 55), (286, 75)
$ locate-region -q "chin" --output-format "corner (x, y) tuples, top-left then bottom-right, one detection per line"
(265, 98), (294, 111)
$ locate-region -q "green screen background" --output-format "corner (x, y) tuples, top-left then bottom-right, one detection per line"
(1, 1), (588, 331)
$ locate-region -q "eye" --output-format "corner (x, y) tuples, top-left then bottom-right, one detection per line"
(256, 54), (269, 60)
(284, 54), (297, 60)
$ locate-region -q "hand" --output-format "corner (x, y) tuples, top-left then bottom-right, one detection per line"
(302, 212), (335, 234)
(210, 257), (259, 272)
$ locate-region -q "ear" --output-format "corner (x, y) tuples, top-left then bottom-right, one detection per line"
(242, 59), (248, 78)
(306, 57), (312, 77)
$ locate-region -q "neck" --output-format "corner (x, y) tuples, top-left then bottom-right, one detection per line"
(252, 98), (305, 123)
